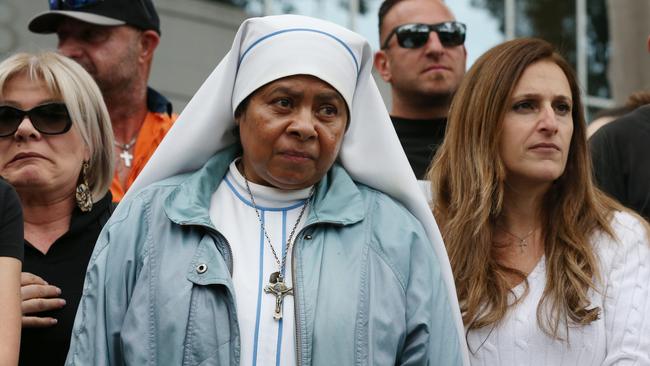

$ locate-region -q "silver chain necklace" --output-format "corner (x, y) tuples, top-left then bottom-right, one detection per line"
(242, 169), (315, 320)
(114, 136), (137, 168)
(498, 225), (536, 254)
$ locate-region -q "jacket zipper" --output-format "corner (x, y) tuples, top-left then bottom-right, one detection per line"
(292, 223), (314, 366)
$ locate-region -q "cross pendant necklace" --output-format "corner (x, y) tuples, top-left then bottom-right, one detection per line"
(119, 150), (134, 168)
(499, 225), (536, 254)
(243, 167), (315, 320)
(114, 136), (137, 168)
(264, 271), (294, 320)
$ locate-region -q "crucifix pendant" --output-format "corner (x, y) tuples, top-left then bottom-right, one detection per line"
(119, 150), (134, 168)
(264, 271), (293, 320)
(518, 239), (528, 253)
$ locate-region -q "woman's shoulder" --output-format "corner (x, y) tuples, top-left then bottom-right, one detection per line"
(592, 210), (650, 275)
(355, 183), (423, 226)
(606, 211), (648, 245)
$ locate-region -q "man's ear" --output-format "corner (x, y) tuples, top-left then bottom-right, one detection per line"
(139, 30), (160, 63)
(373, 50), (392, 83)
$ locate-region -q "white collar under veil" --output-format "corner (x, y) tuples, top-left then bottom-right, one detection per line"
(128, 14), (468, 363)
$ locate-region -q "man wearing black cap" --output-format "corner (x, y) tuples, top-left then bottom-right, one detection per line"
(28, 0), (177, 203)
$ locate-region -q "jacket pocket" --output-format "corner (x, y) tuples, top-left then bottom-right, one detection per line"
(182, 237), (240, 366)
(182, 284), (237, 366)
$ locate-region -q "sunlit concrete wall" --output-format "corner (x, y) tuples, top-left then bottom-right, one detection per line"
(0, 0), (247, 112)
(607, 0), (650, 104)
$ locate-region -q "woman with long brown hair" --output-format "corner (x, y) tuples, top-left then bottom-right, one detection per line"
(429, 38), (650, 365)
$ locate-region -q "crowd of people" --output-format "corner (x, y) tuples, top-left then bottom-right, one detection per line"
(0, 0), (648, 365)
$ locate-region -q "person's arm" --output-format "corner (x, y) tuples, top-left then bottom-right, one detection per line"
(0, 180), (23, 365)
(374, 196), (463, 365)
(601, 214), (650, 365)
(65, 198), (146, 366)
(0, 257), (21, 366)
(399, 226), (463, 366)
(590, 127), (626, 203)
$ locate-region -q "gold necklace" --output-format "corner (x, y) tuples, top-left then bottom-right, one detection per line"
(498, 225), (536, 253)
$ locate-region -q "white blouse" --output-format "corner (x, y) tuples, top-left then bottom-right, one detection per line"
(209, 160), (312, 366)
(468, 212), (650, 365)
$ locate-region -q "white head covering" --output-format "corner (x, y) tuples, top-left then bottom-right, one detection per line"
(129, 15), (468, 363)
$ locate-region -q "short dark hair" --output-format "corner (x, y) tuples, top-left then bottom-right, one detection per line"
(378, 0), (407, 38)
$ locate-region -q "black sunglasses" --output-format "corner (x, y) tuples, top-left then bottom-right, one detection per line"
(49, 0), (103, 10)
(381, 21), (466, 50)
(0, 103), (73, 137)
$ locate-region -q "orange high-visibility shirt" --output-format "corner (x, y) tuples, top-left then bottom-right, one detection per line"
(110, 110), (176, 202)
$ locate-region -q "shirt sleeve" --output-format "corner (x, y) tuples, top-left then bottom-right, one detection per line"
(65, 197), (146, 366)
(590, 126), (627, 204)
(0, 179), (24, 261)
(382, 197), (463, 366)
(601, 213), (650, 365)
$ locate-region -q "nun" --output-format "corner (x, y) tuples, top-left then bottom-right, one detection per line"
(65, 15), (468, 366)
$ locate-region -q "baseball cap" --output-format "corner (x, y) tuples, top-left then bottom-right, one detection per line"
(29, 0), (161, 35)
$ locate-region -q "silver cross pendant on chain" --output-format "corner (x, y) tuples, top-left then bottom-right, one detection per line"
(264, 271), (293, 320)
(115, 137), (137, 168)
(119, 150), (134, 167)
(243, 164), (315, 321)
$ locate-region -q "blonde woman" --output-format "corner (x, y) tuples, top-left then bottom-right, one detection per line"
(0, 52), (114, 365)
(429, 38), (650, 365)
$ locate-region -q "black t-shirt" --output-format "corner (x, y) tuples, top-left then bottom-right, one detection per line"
(19, 193), (113, 366)
(0, 177), (23, 261)
(590, 104), (650, 220)
(391, 116), (447, 179)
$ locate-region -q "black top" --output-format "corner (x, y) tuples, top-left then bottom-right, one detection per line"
(19, 193), (113, 366)
(0, 177), (23, 261)
(590, 104), (650, 220)
(391, 116), (447, 179)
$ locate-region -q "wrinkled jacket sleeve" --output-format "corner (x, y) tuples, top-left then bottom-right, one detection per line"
(400, 225), (463, 366)
(374, 194), (462, 366)
(65, 196), (146, 366)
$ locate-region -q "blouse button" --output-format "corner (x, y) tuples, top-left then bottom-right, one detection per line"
(196, 263), (208, 274)
(304, 234), (312, 240)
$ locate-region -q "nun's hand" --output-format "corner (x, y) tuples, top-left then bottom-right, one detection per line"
(20, 272), (66, 328)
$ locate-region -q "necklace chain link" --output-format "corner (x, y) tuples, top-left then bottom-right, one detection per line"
(243, 171), (315, 275)
(114, 136), (137, 151)
(497, 224), (536, 253)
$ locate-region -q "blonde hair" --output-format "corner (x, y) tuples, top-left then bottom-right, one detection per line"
(428, 38), (636, 337)
(0, 52), (114, 201)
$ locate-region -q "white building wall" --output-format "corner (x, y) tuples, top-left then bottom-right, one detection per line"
(0, 0), (247, 112)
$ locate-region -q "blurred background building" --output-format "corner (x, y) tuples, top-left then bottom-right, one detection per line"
(1, 0), (648, 118)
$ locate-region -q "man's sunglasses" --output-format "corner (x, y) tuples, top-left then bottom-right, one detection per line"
(48, 0), (103, 10)
(0, 103), (73, 137)
(381, 21), (467, 50)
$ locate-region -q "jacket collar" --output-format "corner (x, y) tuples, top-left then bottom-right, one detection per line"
(163, 145), (365, 229)
(146, 87), (173, 116)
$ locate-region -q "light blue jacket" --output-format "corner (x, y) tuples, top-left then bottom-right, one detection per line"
(66, 145), (462, 365)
